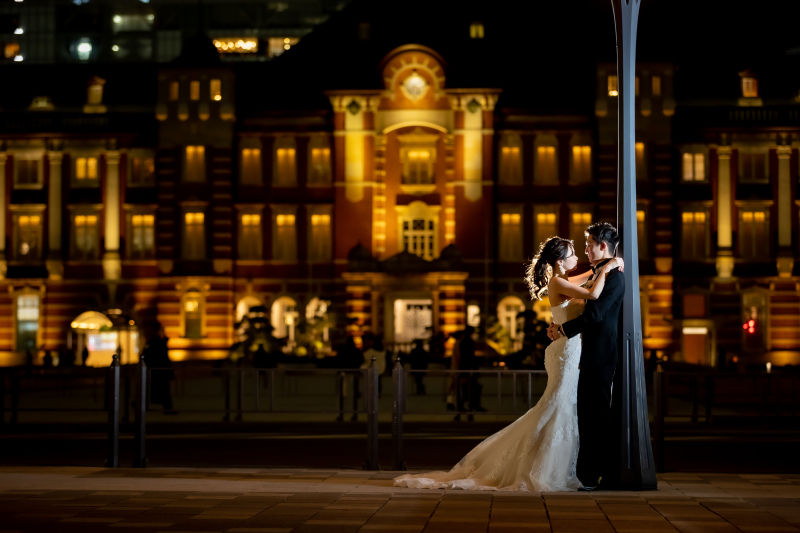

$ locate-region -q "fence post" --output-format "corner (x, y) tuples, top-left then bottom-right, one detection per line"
(653, 369), (665, 473)
(123, 367), (131, 424)
(364, 357), (379, 471)
(236, 370), (244, 422)
(704, 375), (714, 425)
(106, 353), (121, 468)
(132, 357), (147, 468)
(391, 357), (406, 471)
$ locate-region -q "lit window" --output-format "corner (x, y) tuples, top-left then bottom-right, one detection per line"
(268, 37), (298, 57)
(16, 294), (39, 352)
(87, 82), (103, 105)
(636, 207), (647, 257)
(309, 213), (332, 262)
(190, 80), (200, 101)
(402, 217), (436, 260)
(682, 152), (705, 182)
(742, 77), (758, 98)
(112, 14), (153, 32)
(73, 214), (99, 260)
(213, 38), (258, 54)
(740, 151), (767, 182)
(635, 142), (646, 180)
(635, 76), (640, 96)
(652, 76), (661, 96)
(76, 41), (92, 61)
(169, 81), (179, 101)
(739, 209), (769, 259)
(4, 43), (19, 59)
(681, 211), (708, 259)
(470, 22), (484, 39)
(239, 213), (262, 259)
(184, 291), (202, 339)
(535, 146), (557, 184)
(467, 304), (481, 327)
(185, 145), (205, 182)
(75, 157), (98, 182)
(608, 75), (618, 96)
(15, 157), (40, 187)
(183, 211), (205, 259)
(499, 211), (522, 261)
(570, 212), (592, 247)
(130, 155), (155, 186)
(571, 145), (592, 183)
(274, 140), (297, 186)
(499, 134), (522, 185)
(273, 212), (297, 261)
(534, 211), (557, 249)
(241, 148), (262, 185)
(130, 213), (155, 259)
(210, 79), (221, 101)
(406, 150), (432, 184)
(309, 146), (331, 184)
(16, 214), (42, 260)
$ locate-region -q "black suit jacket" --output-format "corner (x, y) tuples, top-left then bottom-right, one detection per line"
(561, 268), (625, 368)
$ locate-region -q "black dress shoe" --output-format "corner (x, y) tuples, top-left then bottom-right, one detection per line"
(579, 477), (602, 491)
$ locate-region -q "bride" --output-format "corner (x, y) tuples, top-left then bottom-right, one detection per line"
(394, 237), (622, 492)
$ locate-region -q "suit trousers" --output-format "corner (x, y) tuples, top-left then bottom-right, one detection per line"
(576, 364), (616, 483)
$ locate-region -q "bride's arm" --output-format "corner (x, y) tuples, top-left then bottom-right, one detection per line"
(549, 276), (597, 300)
(567, 269), (593, 286)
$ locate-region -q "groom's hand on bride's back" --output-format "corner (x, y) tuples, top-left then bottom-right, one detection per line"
(546, 322), (559, 340)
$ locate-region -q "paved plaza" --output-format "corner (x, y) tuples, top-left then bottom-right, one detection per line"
(0, 467), (799, 532)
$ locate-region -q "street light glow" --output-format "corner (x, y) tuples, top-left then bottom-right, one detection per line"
(14, 55), (23, 62)
(112, 45), (119, 52)
(14, 28), (23, 35)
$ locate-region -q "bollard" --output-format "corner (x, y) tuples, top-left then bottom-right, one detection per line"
(364, 357), (379, 471)
(132, 357), (148, 468)
(653, 369), (665, 473)
(391, 357), (406, 471)
(106, 352), (121, 468)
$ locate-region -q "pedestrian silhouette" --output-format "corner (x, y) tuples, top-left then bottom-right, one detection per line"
(409, 339), (429, 395)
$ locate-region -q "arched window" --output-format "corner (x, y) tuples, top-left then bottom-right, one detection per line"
(183, 289), (203, 339)
(271, 296), (298, 340)
(497, 295), (525, 344)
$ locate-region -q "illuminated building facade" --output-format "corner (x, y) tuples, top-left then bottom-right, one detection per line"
(1, 1), (799, 369)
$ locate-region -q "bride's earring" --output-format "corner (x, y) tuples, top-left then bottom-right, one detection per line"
(556, 261), (566, 275)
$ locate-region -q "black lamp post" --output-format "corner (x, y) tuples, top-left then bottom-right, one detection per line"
(610, 0), (657, 490)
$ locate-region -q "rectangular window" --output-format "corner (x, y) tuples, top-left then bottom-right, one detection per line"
(309, 147), (331, 184)
(185, 146), (205, 182)
(500, 146), (522, 184)
(72, 214), (99, 260)
(682, 152), (705, 182)
(572, 146), (592, 183)
(635, 142), (646, 180)
(275, 147), (296, 186)
(169, 81), (179, 101)
(241, 148), (262, 185)
(635, 76), (640, 96)
(681, 211), (708, 259)
(637, 208), (647, 257)
(210, 79), (221, 101)
(16, 294), (39, 352)
(74, 157), (98, 184)
(652, 76), (661, 96)
(570, 212), (592, 248)
(608, 75), (618, 96)
(130, 156), (155, 186)
(239, 213), (262, 259)
(184, 294), (202, 339)
(15, 214), (42, 260)
(739, 209), (769, 259)
(534, 211), (557, 250)
(15, 158), (40, 187)
(740, 151), (767, 182)
(742, 77), (758, 98)
(274, 213), (297, 261)
(129, 213), (155, 259)
(190, 80), (200, 100)
(309, 213), (332, 262)
(183, 211), (205, 259)
(405, 150), (433, 184)
(402, 218), (436, 260)
(536, 146), (557, 184)
(499, 212), (522, 261)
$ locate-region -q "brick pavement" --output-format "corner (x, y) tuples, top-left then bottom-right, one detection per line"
(0, 467), (799, 532)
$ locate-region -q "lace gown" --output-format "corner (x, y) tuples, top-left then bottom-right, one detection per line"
(394, 299), (585, 492)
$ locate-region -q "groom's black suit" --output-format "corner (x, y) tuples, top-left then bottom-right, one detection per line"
(560, 258), (624, 484)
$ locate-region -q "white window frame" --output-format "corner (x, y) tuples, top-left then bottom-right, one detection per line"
(13, 289), (41, 353)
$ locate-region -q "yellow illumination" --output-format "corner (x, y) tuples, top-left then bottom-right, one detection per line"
(184, 299), (199, 313)
(276, 214), (295, 227)
(213, 37), (258, 53)
(210, 79), (221, 101)
(169, 81), (179, 101)
(682, 212), (693, 223)
(75, 157), (98, 180)
(242, 214), (261, 226)
(637, 210), (645, 222)
(537, 213), (556, 225)
(190, 80), (200, 101)
(469, 23), (484, 39)
(501, 213), (521, 225)
(185, 212), (204, 224)
(608, 75), (618, 96)
(652, 75), (662, 96)
(311, 214), (330, 226)
(754, 212), (765, 223)
(572, 213), (591, 225)
(742, 77), (758, 98)
(695, 212), (706, 223)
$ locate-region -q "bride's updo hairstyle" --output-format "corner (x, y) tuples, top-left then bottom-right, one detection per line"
(524, 237), (574, 300)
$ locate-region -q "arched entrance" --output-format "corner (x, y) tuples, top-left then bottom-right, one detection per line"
(271, 296), (298, 342)
(70, 310), (139, 367)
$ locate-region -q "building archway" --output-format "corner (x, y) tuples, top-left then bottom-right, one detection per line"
(271, 296), (298, 341)
(236, 296), (263, 323)
(497, 295), (525, 348)
(70, 310), (139, 367)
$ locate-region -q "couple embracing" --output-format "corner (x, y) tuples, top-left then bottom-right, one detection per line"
(395, 222), (624, 492)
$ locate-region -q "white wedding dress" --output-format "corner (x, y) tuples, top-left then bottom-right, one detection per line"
(394, 298), (584, 492)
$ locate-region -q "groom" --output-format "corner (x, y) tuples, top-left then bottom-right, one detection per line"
(547, 222), (624, 491)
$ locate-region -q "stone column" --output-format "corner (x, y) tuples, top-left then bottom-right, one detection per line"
(103, 151), (122, 281)
(716, 146), (734, 278)
(777, 145), (793, 277)
(0, 152), (6, 279)
(46, 151), (64, 280)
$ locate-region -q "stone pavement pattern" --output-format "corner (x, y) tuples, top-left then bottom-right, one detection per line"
(0, 467), (799, 532)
